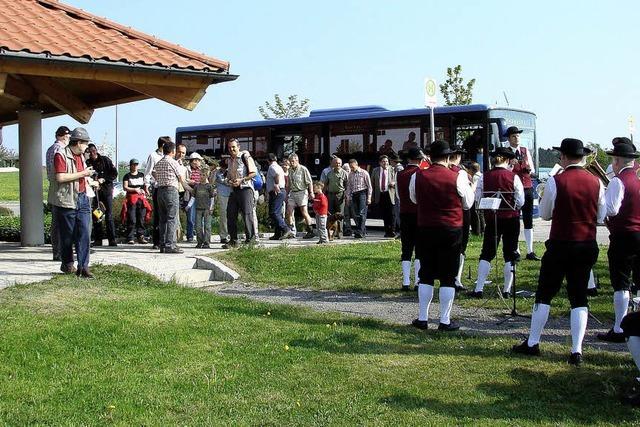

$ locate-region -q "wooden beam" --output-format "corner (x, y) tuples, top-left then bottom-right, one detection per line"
(0, 58), (220, 89)
(22, 76), (94, 124)
(0, 74), (37, 103)
(0, 73), (6, 93)
(117, 82), (208, 111)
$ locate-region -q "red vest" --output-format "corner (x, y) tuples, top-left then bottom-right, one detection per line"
(397, 164), (419, 214)
(511, 146), (532, 188)
(415, 164), (462, 227)
(483, 167), (519, 219)
(550, 167), (600, 241)
(607, 168), (640, 235)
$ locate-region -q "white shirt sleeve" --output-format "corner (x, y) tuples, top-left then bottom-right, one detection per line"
(456, 170), (475, 210)
(605, 177), (624, 218)
(526, 147), (535, 174)
(597, 180), (607, 224)
(409, 173), (417, 204)
(538, 176), (556, 221)
(514, 175), (525, 210)
(143, 153), (156, 186)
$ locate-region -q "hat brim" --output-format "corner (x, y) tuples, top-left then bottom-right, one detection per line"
(506, 130), (524, 136)
(490, 151), (516, 159)
(552, 146), (593, 156)
(605, 149), (640, 158)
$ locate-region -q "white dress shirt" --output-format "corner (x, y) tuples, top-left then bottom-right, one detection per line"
(605, 165), (633, 217)
(538, 165), (606, 223)
(144, 149), (163, 187)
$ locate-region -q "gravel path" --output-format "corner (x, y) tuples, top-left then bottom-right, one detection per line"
(203, 281), (627, 353)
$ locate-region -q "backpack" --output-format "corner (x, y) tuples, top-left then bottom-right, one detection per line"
(241, 152), (264, 191)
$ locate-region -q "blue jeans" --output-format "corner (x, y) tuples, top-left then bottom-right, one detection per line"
(56, 192), (91, 269)
(351, 190), (368, 236)
(186, 202), (196, 240)
(268, 190), (288, 235)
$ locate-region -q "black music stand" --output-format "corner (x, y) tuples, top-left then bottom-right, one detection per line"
(478, 191), (530, 324)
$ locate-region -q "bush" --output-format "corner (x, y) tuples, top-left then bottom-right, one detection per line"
(0, 214), (52, 243)
(0, 206), (13, 216)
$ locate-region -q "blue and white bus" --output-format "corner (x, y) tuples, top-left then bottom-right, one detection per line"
(176, 104), (536, 177)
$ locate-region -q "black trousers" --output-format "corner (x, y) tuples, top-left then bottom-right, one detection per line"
(521, 187), (534, 229)
(126, 199), (147, 240)
(622, 311), (640, 338)
(536, 239), (599, 308)
(608, 232), (640, 292)
(400, 213), (420, 261)
(379, 191), (394, 234)
(151, 187), (160, 246)
(227, 187), (255, 242)
(93, 184), (116, 243)
(480, 215), (520, 263)
(418, 226), (462, 286)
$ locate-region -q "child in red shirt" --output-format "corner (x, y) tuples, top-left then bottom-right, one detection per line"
(312, 181), (329, 244)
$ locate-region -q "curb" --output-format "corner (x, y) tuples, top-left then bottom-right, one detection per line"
(193, 256), (240, 281)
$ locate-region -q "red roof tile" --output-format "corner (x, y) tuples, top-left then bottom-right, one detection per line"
(0, 0), (230, 73)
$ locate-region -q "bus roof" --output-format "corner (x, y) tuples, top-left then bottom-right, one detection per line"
(176, 104), (536, 133)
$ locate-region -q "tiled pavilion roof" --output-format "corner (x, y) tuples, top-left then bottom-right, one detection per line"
(0, 0), (237, 124)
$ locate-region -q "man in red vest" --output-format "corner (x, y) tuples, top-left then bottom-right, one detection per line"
(397, 147), (425, 291)
(409, 140), (475, 331)
(597, 141), (640, 343)
(506, 126), (540, 261)
(512, 138), (605, 365)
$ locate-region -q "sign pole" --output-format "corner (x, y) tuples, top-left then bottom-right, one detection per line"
(424, 77), (437, 143)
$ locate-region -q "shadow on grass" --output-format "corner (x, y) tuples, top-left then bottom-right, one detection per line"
(379, 367), (639, 424)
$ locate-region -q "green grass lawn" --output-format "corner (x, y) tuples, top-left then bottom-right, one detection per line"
(215, 236), (616, 320)
(0, 265), (637, 425)
(0, 170), (48, 201)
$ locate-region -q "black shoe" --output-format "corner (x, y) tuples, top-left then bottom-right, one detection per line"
(401, 285), (411, 292)
(455, 284), (467, 292)
(568, 352), (582, 366)
(467, 290), (483, 299)
(219, 238), (229, 244)
(202, 243), (210, 249)
(411, 319), (429, 330)
(438, 321), (460, 332)
(526, 252), (541, 261)
(502, 291), (512, 299)
(384, 232), (396, 238)
(76, 268), (94, 279)
(60, 263), (77, 274)
(268, 234), (281, 241)
(597, 328), (626, 343)
(152, 245), (160, 250)
(342, 231), (352, 237)
(353, 234), (363, 239)
(53, 256), (61, 262)
(281, 230), (295, 239)
(108, 241), (118, 247)
(186, 238), (194, 243)
(511, 339), (541, 356)
(164, 247), (184, 254)
(413, 285), (419, 291)
(222, 241), (238, 249)
(159, 247), (165, 253)
(621, 389), (640, 406)
(303, 231), (315, 239)
(587, 287), (599, 297)
(195, 243), (202, 249)
(92, 241), (102, 247)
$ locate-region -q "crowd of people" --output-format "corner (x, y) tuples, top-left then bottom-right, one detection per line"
(44, 126), (640, 405)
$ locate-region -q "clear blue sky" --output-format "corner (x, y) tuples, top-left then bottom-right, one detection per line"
(3, 0), (639, 165)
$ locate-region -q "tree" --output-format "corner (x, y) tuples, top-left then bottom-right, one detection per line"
(439, 65), (476, 106)
(258, 94), (310, 119)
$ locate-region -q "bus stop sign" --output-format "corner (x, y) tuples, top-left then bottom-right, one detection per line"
(424, 78), (437, 108)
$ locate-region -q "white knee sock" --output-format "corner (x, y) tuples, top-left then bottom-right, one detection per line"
(503, 262), (514, 294)
(401, 261), (411, 287)
(455, 254), (465, 286)
(524, 228), (534, 254)
(418, 284), (434, 321)
(587, 270), (596, 290)
(528, 303), (550, 346)
(439, 286), (456, 325)
(475, 260), (491, 292)
(414, 259), (421, 286)
(614, 290), (630, 333)
(628, 336), (640, 373)
(570, 307), (588, 354)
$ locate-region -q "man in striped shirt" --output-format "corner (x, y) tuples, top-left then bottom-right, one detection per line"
(346, 159), (372, 238)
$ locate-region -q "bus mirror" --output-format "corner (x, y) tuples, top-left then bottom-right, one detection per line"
(490, 123), (503, 148)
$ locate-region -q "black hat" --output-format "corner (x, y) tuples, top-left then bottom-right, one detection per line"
(552, 138), (592, 156)
(505, 126), (523, 137)
(427, 140), (454, 157)
(55, 126), (71, 137)
(606, 142), (640, 158)
(406, 147), (425, 160)
(612, 137), (636, 150)
(490, 146), (516, 159)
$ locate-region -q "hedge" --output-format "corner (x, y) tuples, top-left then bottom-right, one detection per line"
(0, 214), (52, 243)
